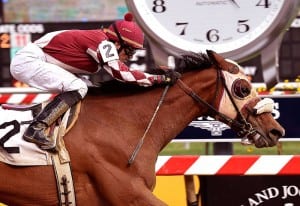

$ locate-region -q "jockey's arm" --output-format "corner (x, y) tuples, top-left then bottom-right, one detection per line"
(96, 40), (178, 86)
(103, 60), (165, 87)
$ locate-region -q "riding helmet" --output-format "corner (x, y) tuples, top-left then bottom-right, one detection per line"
(104, 12), (144, 49)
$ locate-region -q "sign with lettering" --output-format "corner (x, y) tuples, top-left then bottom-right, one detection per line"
(200, 176), (300, 206)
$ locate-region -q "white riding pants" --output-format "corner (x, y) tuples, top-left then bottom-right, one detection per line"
(10, 43), (88, 98)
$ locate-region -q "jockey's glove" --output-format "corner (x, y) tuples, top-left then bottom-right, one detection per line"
(162, 70), (181, 85)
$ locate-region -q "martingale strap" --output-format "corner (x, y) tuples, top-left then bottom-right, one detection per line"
(128, 85), (170, 165)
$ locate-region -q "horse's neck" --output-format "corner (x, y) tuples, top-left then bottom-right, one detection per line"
(153, 69), (218, 147)
(76, 68), (217, 156)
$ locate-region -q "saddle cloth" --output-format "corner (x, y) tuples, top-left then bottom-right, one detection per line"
(0, 102), (80, 166)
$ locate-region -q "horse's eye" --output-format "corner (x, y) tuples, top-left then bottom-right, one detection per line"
(232, 78), (251, 99)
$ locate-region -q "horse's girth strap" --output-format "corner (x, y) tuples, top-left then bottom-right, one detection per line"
(51, 154), (76, 206)
(50, 106), (76, 205)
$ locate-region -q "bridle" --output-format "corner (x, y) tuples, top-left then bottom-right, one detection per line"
(128, 64), (258, 165)
(176, 66), (257, 140)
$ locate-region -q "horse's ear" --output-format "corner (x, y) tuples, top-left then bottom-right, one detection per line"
(206, 50), (223, 63)
(206, 50), (215, 56)
(206, 50), (220, 66)
(206, 50), (216, 60)
(206, 50), (239, 74)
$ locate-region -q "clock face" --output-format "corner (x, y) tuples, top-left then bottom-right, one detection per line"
(126, 0), (299, 60)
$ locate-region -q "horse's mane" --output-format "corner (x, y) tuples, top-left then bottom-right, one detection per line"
(175, 52), (212, 73)
(87, 52), (212, 96)
(147, 52), (212, 73)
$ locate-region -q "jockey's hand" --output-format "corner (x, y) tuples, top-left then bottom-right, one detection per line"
(162, 70), (181, 85)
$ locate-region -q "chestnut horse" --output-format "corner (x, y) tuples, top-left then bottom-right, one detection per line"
(0, 50), (284, 206)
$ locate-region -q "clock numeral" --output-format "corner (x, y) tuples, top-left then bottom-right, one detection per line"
(176, 22), (188, 35)
(206, 19), (249, 43)
(237, 20), (250, 33)
(152, 0), (166, 13)
(256, 0), (271, 8)
(206, 29), (220, 43)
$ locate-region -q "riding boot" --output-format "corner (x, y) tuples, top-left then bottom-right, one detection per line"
(23, 91), (82, 150)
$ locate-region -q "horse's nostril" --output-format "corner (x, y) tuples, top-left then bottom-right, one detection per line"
(270, 129), (284, 139)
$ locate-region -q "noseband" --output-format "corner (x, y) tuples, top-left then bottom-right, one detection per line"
(176, 67), (257, 141)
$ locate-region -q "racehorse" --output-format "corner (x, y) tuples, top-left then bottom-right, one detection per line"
(0, 50), (284, 206)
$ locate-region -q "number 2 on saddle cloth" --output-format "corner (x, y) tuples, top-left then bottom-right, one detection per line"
(0, 102), (80, 157)
(0, 120), (20, 153)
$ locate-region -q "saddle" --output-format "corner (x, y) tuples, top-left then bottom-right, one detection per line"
(0, 101), (81, 163)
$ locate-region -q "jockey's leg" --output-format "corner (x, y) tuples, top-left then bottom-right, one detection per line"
(23, 90), (82, 150)
(10, 43), (89, 150)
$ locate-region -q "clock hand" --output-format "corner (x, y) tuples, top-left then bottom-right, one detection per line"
(229, 0), (240, 8)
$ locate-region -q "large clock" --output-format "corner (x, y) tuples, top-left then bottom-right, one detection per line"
(126, 0), (300, 87)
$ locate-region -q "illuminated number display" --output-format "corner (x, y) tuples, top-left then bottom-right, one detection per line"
(0, 33), (10, 48)
(0, 33), (32, 49)
(10, 33), (31, 47)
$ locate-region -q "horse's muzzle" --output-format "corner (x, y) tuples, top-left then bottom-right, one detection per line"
(243, 127), (285, 148)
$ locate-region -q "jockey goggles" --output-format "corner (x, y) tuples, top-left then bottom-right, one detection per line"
(112, 23), (136, 58)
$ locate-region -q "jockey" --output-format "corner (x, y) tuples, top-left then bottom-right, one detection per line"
(10, 12), (180, 151)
